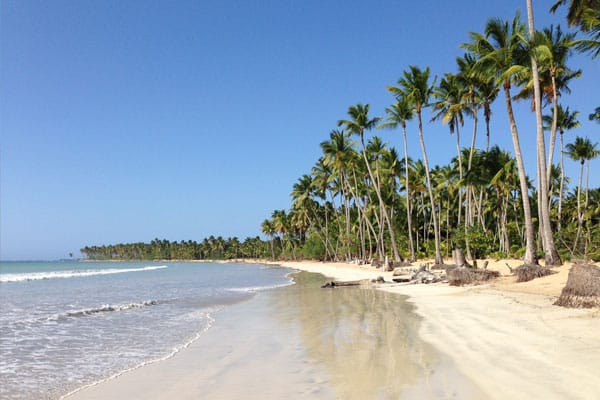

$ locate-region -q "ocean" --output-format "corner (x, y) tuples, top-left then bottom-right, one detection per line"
(0, 261), (293, 399)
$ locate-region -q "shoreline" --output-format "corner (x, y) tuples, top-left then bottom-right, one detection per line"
(271, 259), (600, 399)
(63, 258), (600, 399)
(64, 265), (485, 400)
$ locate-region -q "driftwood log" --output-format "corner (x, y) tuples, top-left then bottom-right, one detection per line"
(321, 276), (385, 288)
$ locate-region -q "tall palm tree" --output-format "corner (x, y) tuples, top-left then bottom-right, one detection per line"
(543, 104), (580, 234)
(379, 97), (416, 261)
(464, 13), (538, 264)
(526, 0), (562, 265)
(565, 136), (600, 250)
(539, 25), (579, 183)
(261, 219), (276, 260)
(388, 66), (443, 265)
(338, 104), (402, 262)
(431, 73), (468, 227)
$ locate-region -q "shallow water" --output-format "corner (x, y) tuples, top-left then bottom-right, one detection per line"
(0, 261), (292, 399)
(68, 271), (484, 400)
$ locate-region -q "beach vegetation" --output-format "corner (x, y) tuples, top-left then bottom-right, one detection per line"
(82, 3), (600, 267)
(259, 3), (600, 266)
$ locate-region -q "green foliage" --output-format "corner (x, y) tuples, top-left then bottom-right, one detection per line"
(452, 226), (493, 259)
(490, 251), (508, 260)
(301, 234), (326, 260)
(81, 236), (271, 261)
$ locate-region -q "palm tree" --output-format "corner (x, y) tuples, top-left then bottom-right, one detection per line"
(551, 0), (600, 58)
(542, 26), (579, 180)
(431, 73), (467, 227)
(565, 136), (600, 250)
(388, 66), (443, 265)
(261, 218), (276, 260)
(590, 106), (600, 121)
(464, 13), (538, 265)
(525, 0), (562, 265)
(543, 104), (580, 234)
(338, 104), (401, 263)
(379, 97), (416, 261)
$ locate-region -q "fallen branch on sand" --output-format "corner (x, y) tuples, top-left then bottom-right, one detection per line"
(321, 276), (385, 288)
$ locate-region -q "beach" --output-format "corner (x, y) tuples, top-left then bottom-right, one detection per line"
(274, 259), (600, 400)
(62, 259), (600, 400)
(65, 268), (483, 400)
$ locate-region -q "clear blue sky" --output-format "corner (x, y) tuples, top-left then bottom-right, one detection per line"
(1, 0), (598, 260)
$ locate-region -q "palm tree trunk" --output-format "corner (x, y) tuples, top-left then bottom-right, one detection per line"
(359, 134), (400, 261)
(558, 130), (565, 235)
(503, 82), (537, 264)
(574, 161), (584, 251)
(417, 111), (443, 264)
(546, 76), (559, 184)
(456, 123), (463, 227)
(526, 0), (562, 266)
(402, 124), (416, 261)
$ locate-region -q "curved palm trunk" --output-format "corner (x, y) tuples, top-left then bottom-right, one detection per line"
(402, 123), (416, 261)
(417, 111), (443, 265)
(503, 82), (537, 265)
(526, 1), (562, 266)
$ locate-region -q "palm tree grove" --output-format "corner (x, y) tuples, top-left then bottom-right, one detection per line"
(260, 1), (600, 266)
(83, 2), (599, 266)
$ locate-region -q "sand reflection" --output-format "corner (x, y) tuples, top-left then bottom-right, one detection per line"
(270, 272), (442, 399)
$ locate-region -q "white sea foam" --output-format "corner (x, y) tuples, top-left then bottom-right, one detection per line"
(47, 300), (160, 321)
(0, 265), (168, 283)
(58, 310), (218, 400)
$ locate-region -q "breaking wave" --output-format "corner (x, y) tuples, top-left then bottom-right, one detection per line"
(52, 300), (160, 321)
(0, 266), (168, 283)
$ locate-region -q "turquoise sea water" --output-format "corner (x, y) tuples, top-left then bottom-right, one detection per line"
(0, 261), (293, 399)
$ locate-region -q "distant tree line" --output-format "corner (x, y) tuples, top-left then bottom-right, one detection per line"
(80, 236), (273, 260)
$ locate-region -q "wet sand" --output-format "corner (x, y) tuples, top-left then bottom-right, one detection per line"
(275, 259), (600, 400)
(66, 271), (483, 399)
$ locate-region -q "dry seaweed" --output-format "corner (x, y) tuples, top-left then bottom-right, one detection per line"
(554, 264), (600, 308)
(448, 267), (500, 286)
(514, 264), (556, 283)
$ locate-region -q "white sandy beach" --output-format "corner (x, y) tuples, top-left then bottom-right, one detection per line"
(272, 259), (600, 400)
(65, 258), (600, 400)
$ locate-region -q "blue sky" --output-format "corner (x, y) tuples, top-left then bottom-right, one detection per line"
(1, 0), (598, 260)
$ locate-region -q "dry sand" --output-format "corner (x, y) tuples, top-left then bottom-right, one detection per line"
(272, 259), (600, 400)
